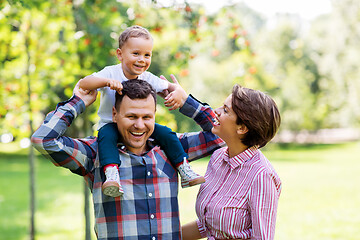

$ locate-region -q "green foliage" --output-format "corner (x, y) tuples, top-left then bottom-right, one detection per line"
(1, 0), (360, 139)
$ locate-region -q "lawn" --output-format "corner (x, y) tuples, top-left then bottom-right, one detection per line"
(0, 141), (359, 239)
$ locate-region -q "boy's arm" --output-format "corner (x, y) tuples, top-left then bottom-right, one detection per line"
(31, 85), (98, 176)
(78, 75), (123, 94)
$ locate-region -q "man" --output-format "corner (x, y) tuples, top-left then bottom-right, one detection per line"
(31, 79), (224, 240)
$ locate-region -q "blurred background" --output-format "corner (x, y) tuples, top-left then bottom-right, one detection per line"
(0, 0), (359, 239)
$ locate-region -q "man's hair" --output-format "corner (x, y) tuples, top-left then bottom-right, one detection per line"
(114, 79), (157, 111)
(118, 25), (153, 49)
(231, 85), (281, 148)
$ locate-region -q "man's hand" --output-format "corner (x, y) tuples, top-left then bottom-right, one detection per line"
(162, 74), (188, 110)
(107, 79), (123, 95)
(73, 81), (98, 107)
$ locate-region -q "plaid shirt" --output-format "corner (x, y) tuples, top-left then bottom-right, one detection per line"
(31, 94), (224, 240)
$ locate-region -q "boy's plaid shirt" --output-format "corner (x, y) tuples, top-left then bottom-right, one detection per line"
(32, 94), (224, 240)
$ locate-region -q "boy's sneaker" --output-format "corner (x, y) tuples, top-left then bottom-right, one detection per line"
(102, 166), (124, 197)
(177, 158), (205, 188)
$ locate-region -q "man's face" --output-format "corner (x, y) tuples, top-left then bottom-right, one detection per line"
(116, 37), (153, 79)
(112, 95), (156, 155)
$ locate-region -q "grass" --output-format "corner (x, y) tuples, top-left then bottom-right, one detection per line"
(1, 141), (360, 239)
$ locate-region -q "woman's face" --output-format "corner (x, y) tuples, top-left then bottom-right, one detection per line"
(212, 94), (241, 142)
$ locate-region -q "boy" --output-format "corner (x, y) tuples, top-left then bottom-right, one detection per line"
(78, 25), (204, 198)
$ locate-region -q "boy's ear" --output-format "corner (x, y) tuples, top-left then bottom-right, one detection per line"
(116, 48), (123, 62)
(237, 124), (248, 135)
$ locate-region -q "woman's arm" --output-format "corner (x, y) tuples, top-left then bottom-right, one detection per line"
(249, 171), (280, 240)
(182, 221), (202, 240)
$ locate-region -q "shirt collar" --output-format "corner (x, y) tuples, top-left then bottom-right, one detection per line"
(224, 146), (259, 169)
(117, 139), (156, 155)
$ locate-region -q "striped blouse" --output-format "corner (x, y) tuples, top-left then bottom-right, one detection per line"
(195, 146), (282, 240)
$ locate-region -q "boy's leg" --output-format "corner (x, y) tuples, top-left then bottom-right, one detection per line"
(98, 123), (123, 197)
(152, 123), (205, 188)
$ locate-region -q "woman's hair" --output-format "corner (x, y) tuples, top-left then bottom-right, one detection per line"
(231, 85), (281, 148)
(114, 79), (157, 111)
(118, 25), (153, 48)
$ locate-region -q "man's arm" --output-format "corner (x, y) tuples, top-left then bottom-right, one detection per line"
(177, 95), (226, 161)
(31, 84), (98, 176)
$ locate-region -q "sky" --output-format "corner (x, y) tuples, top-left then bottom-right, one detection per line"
(187, 0), (332, 20)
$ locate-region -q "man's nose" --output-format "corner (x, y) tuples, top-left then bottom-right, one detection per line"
(134, 119), (145, 128)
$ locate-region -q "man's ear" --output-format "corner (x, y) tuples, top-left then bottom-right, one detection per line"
(237, 124), (248, 135)
(112, 106), (117, 123)
(116, 48), (123, 62)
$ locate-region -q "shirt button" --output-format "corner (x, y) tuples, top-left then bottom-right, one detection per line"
(148, 193), (153, 197)
(150, 214), (155, 219)
(147, 171), (151, 176)
(152, 237), (156, 240)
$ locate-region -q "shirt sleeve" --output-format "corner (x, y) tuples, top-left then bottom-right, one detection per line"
(178, 95), (226, 161)
(141, 71), (169, 93)
(196, 219), (208, 238)
(249, 171), (280, 240)
(31, 95), (97, 177)
(179, 94), (217, 132)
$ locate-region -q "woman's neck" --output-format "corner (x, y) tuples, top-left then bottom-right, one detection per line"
(226, 140), (248, 158)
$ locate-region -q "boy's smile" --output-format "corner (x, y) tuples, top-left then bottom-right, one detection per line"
(116, 37), (153, 79)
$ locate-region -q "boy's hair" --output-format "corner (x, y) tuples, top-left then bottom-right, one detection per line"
(118, 25), (153, 48)
(114, 79), (157, 111)
(231, 85), (281, 148)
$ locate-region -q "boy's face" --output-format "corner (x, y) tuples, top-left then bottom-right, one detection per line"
(116, 37), (153, 79)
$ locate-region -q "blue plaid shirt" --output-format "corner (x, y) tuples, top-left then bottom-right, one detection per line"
(31, 94), (224, 240)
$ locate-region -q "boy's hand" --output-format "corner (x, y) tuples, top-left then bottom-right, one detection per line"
(107, 79), (123, 94)
(73, 82), (97, 107)
(162, 74), (188, 110)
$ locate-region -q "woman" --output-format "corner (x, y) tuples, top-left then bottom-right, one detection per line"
(181, 84), (282, 240)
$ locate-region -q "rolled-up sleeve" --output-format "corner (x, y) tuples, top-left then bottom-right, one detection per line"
(31, 95), (97, 177)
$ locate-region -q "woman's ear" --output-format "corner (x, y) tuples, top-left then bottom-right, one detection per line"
(237, 124), (248, 135)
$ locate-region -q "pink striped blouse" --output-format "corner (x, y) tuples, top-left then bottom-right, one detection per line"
(195, 146), (282, 240)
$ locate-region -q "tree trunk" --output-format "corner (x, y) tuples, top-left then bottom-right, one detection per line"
(24, 11), (36, 240)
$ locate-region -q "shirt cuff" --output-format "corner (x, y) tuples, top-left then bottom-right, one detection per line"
(196, 219), (207, 238)
(56, 94), (86, 118)
(179, 94), (203, 118)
